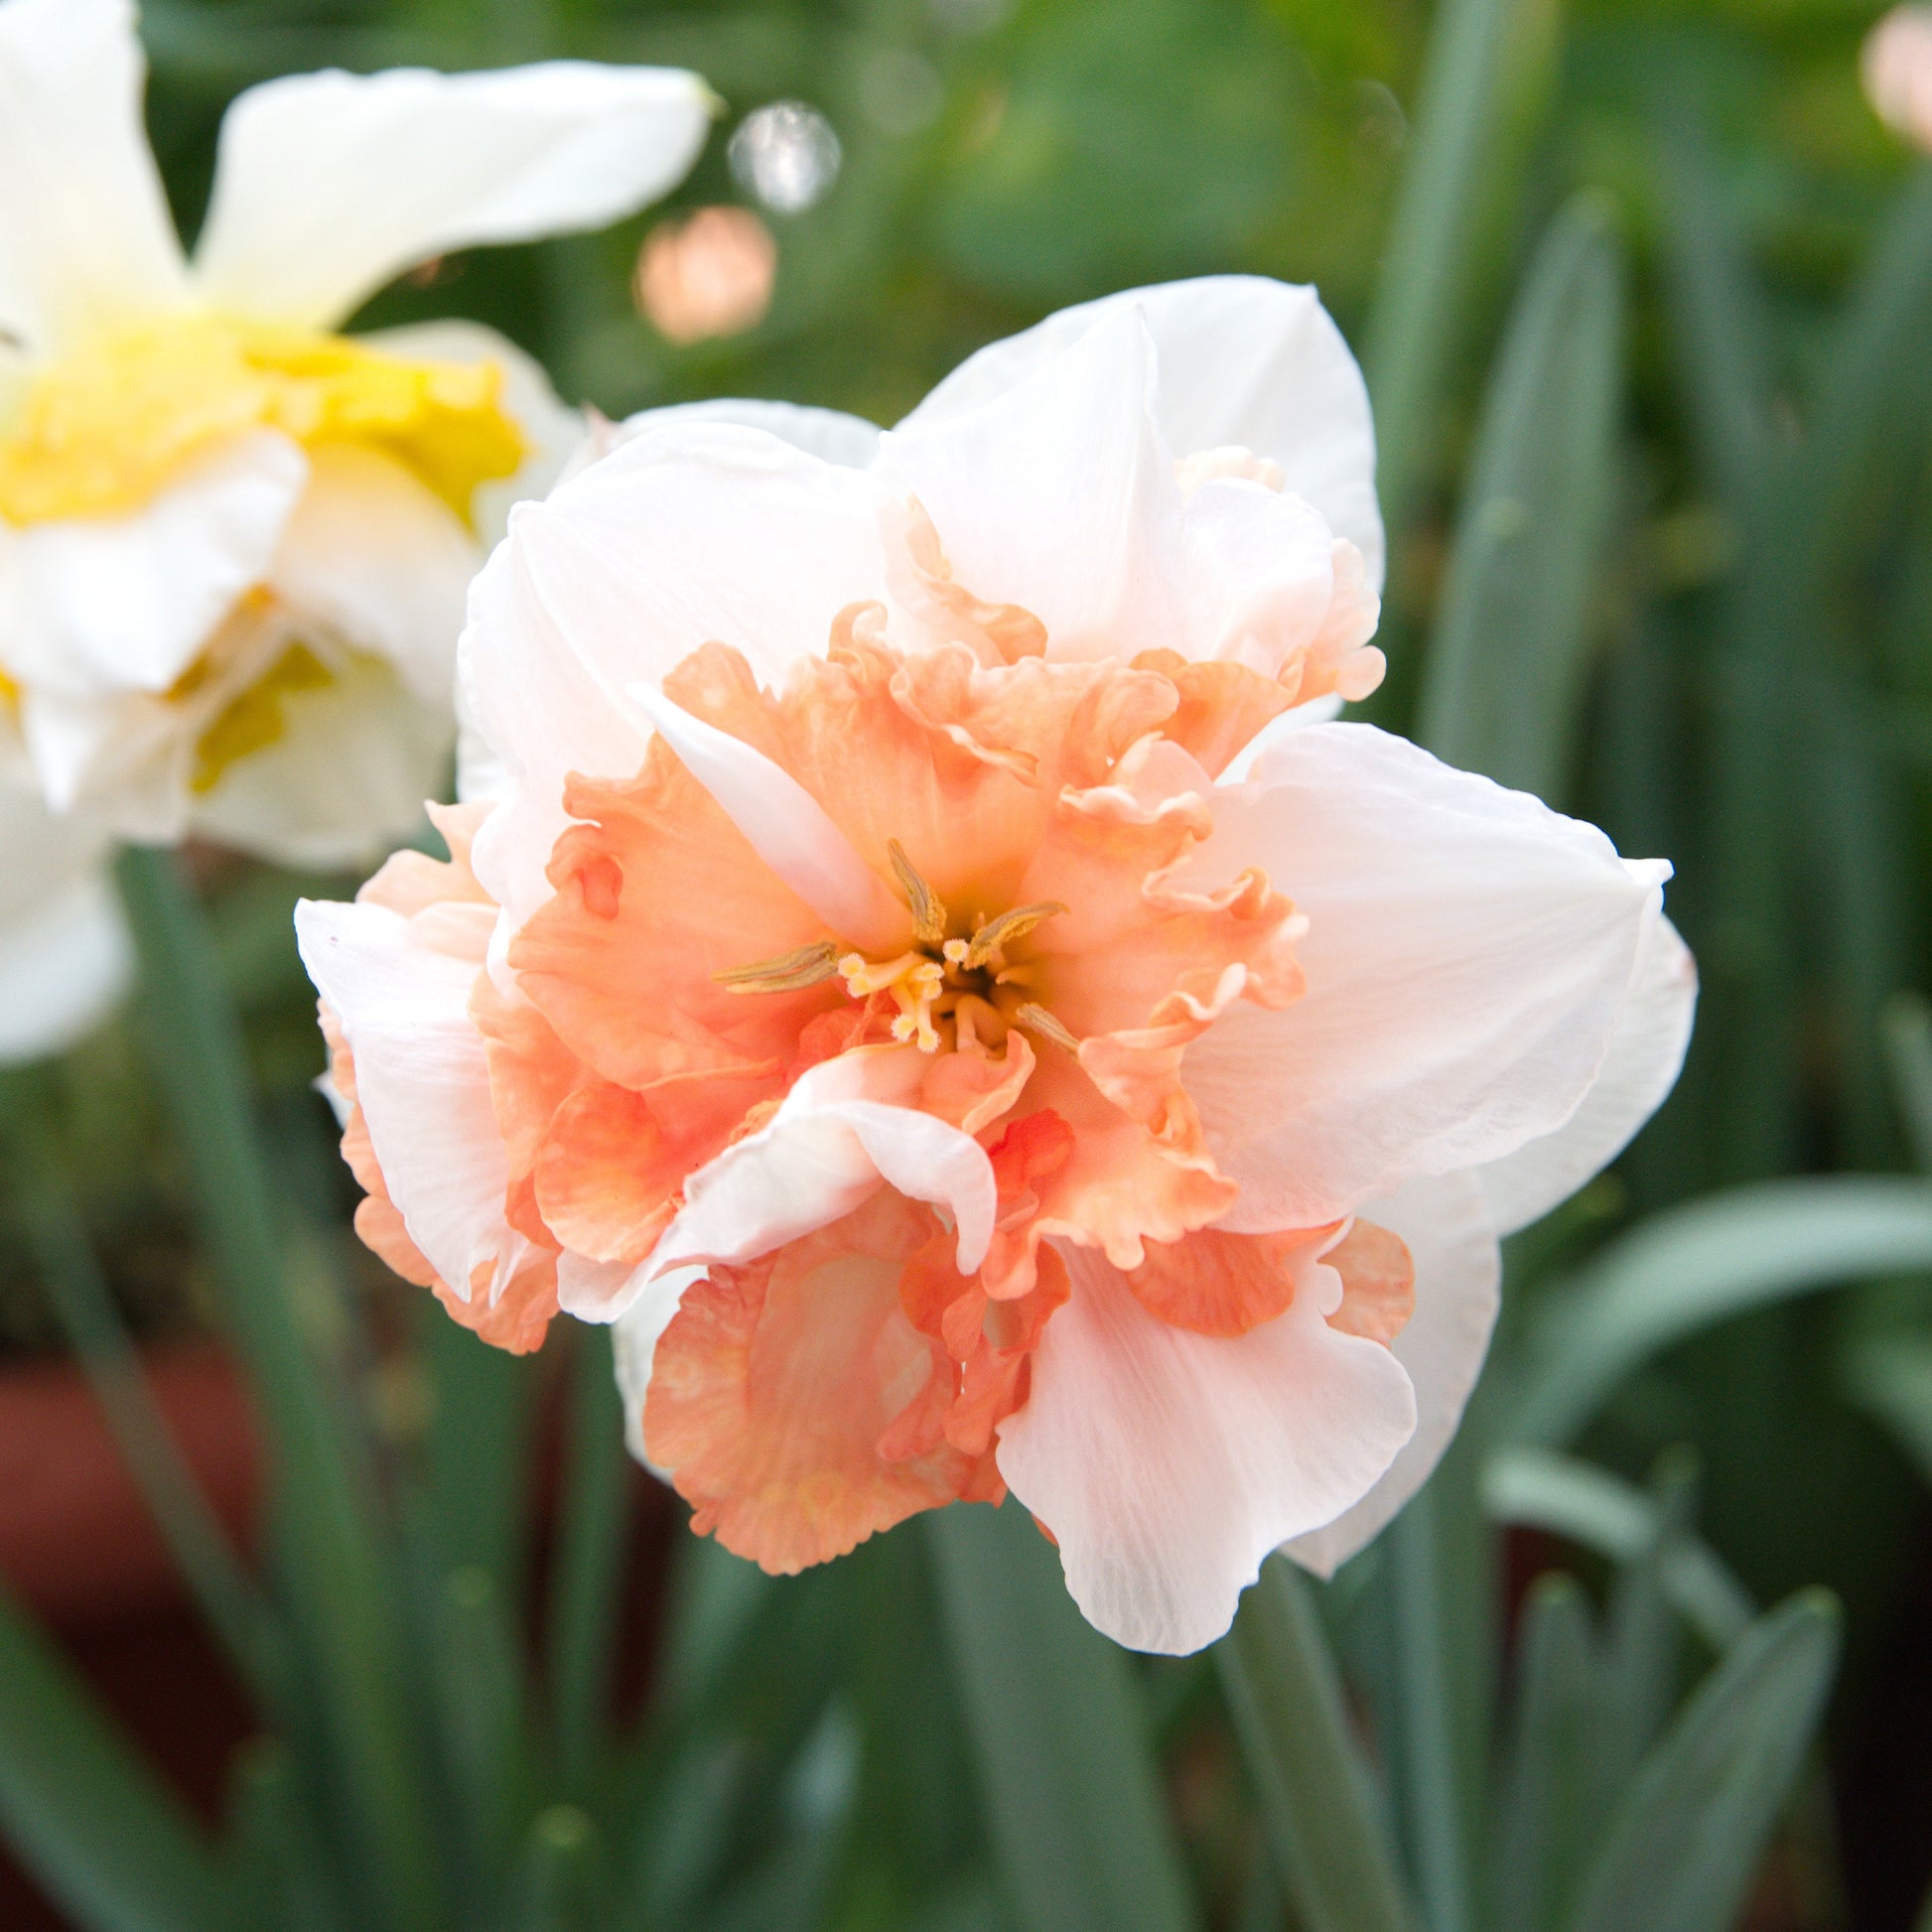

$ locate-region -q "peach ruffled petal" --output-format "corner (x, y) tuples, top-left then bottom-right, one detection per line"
(1123, 1224), (1339, 1339)
(643, 1190), (971, 1572)
(1324, 1217), (1415, 1344)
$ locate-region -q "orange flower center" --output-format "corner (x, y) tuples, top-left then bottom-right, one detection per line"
(715, 839), (1078, 1056)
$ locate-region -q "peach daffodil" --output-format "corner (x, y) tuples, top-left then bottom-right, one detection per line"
(0, 0), (713, 864)
(298, 280), (1695, 1653)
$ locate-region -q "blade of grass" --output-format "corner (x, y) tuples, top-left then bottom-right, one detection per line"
(548, 1327), (632, 1799)
(0, 1584), (240, 1932)
(923, 1503), (1199, 1932)
(114, 846), (446, 1932)
(1214, 1558), (1416, 1932)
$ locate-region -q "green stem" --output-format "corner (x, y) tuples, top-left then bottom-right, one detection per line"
(1215, 1559), (1416, 1932)
(1387, 1490), (1473, 1932)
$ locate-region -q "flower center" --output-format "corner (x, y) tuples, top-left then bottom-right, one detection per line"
(716, 841), (1075, 1056)
(0, 312), (525, 526)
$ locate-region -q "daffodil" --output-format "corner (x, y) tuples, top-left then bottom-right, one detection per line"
(0, 733), (129, 1062)
(299, 280), (1695, 1653)
(0, 0), (712, 863)
(1865, 6), (1932, 149)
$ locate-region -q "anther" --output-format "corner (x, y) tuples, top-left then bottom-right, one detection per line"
(714, 940), (842, 993)
(887, 840), (948, 945)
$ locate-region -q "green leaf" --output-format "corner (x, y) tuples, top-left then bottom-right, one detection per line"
(1491, 1575), (1597, 1932)
(1508, 1176), (1932, 1447)
(1363, 0), (1559, 545)
(0, 1086), (285, 1710)
(1840, 1331), (1932, 1486)
(923, 1504), (1200, 1932)
(1482, 1449), (1753, 1650)
(1383, 1487), (1473, 1932)
(1880, 994), (1932, 1173)
(113, 847), (446, 1932)
(1565, 1590), (1841, 1932)
(418, 1307), (535, 1599)
(1418, 195), (1625, 802)
(511, 1805), (605, 1932)
(546, 1327), (631, 1799)
(1214, 1559), (1416, 1932)
(0, 1586), (239, 1932)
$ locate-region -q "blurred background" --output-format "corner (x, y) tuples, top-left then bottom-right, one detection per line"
(5, 0), (1932, 1927)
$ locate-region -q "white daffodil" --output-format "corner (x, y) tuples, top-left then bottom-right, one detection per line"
(0, 733), (130, 1063)
(0, 0), (714, 865)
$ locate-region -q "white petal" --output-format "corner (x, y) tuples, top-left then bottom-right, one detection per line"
(0, 431), (308, 698)
(1281, 1171), (1501, 1576)
(560, 1047), (998, 1322)
(190, 656), (453, 869)
(359, 319), (586, 545)
(267, 442), (480, 702)
(617, 398), (884, 472)
(613, 1262), (706, 1478)
(1472, 910), (1697, 1236)
(0, 779), (130, 1063)
(630, 683), (904, 952)
(0, 0), (187, 352)
(995, 1241), (1418, 1655)
(1216, 693), (1344, 783)
(194, 62), (715, 331)
(898, 276), (1383, 590)
(461, 421), (896, 935)
(295, 896), (528, 1297)
(1182, 724), (1667, 1230)
(881, 305), (1177, 663)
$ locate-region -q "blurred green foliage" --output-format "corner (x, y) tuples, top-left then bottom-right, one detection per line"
(4, 0), (1932, 1925)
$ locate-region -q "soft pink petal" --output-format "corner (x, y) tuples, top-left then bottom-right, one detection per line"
(1180, 724), (1667, 1230)
(897, 276), (1382, 589)
(295, 896), (533, 1301)
(1281, 1170), (1500, 1576)
(462, 423), (897, 936)
(1473, 909), (1697, 1236)
(995, 1241), (1418, 1654)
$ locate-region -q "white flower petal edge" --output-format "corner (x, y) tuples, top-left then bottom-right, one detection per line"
(0, 432), (309, 702)
(995, 1239), (1419, 1655)
(1472, 910), (1697, 1237)
(194, 62), (717, 332)
(0, 0), (186, 353)
(191, 657), (453, 870)
(1181, 724), (1667, 1231)
(899, 275), (1383, 591)
(294, 895), (535, 1302)
(1281, 1170), (1501, 1577)
(0, 778), (130, 1063)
